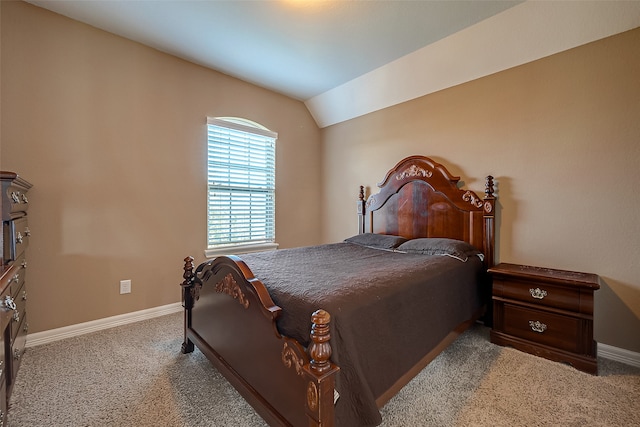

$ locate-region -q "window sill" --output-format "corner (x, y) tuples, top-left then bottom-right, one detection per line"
(204, 242), (279, 259)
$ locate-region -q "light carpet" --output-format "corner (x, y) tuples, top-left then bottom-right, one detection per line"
(8, 313), (640, 426)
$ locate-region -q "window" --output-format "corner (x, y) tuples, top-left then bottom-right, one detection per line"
(205, 117), (277, 257)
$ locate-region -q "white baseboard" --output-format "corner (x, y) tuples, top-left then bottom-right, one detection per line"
(26, 302), (183, 348)
(24, 304), (640, 370)
(598, 342), (640, 368)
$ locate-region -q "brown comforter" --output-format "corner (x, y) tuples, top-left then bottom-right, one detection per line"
(239, 242), (486, 426)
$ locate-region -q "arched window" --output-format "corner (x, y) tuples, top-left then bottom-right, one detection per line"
(205, 117), (277, 256)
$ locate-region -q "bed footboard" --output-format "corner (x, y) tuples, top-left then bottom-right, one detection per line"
(180, 256), (339, 427)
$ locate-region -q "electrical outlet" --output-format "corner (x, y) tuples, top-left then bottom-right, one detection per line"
(120, 279), (131, 294)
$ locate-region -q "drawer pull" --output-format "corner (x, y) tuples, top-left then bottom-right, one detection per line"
(11, 273), (20, 284)
(529, 320), (547, 333)
(14, 348), (22, 360)
(13, 310), (20, 323)
(21, 259), (28, 269)
(16, 231), (23, 244)
(11, 192), (20, 203)
(21, 193), (29, 203)
(25, 227), (31, 237)
(529, 287), (547, 299)
(0, 295), (16, 311)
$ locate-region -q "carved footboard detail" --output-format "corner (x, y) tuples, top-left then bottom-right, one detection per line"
(214, 273), (250, 308)
(180, 256), (339, 427)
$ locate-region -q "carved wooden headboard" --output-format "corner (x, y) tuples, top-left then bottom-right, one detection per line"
(357, 155), (496, 267)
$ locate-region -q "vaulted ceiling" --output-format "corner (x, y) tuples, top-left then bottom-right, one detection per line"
(25, 1), (640, 127)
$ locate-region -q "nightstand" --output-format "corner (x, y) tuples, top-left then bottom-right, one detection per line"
(489, 263), (600, 374)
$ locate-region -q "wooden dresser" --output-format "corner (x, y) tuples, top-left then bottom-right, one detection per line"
(0, 172), (32, 425)
(489, 262), (600, 374)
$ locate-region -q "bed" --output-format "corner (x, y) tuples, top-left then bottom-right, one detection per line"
(180, 155), (496, 426)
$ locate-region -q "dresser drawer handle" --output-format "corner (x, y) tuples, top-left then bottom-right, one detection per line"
(529, 288), (547, 299)
(24, 227), (31, 237)
(0, 295), (16, 311)
(11, 192), (20, 203)
(16, 231), (23, 244)
(12, 310), (19, 323)
(529, 320), (547, 333)
(14, 348), (22, 360)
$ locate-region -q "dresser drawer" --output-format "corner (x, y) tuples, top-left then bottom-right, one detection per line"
(10, 283), (27, 342)
(0, 373), (5, 427)
(3, 216), (30, 263)
(7, 255), (26, 298)
(10, 313), (27, 384)
(0, 266), (19, 332)
(0, 328), (5, 380)
(2, 184), (29, 217)
(501, 304), (581, 353)
(493, 277), (582, 312)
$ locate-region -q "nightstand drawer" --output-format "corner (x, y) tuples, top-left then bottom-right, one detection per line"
(502, 304), (580, 353)
(494, 278), (581, 312)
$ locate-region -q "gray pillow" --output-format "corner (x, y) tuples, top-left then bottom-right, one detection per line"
(396, 238), (481, 261)
(344, 233), (409, 249)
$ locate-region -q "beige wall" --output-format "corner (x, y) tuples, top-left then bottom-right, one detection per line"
(2, 1), (639, 355)
(321, 28), (640, 352)
(0, 1), (322, 333)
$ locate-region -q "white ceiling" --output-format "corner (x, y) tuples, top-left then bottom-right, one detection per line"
(25, 0), (521, 99)
(24, 1), (640, 127)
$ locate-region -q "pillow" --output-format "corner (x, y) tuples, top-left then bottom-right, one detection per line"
(344, 233), (409, 250)
(396, 238), (482, 261)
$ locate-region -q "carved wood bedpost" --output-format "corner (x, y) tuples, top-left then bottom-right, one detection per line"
(180, 256), (196, 353)
(483, 176), (496, 268)
(303, 309), (339, 427)
(357, 185), (366, 234)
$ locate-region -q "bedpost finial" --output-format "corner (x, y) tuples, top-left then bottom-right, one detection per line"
(309, 309), (332, 374)
(181, 256), (195, 288)
(357, 186), (366, 229)
(312, 309), (330, 326)
(485, 176), (495, 198)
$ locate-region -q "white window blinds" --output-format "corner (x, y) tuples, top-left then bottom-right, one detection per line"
(207, 117), (277, 250)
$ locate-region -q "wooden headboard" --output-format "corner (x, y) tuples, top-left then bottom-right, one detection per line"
(358, 155), (496, 267)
